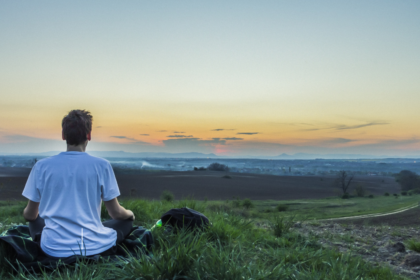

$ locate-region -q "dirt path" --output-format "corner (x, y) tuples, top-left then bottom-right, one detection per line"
(320, 203), (419, 222)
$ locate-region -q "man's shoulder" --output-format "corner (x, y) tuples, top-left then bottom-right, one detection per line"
(85, 153), (111, 165)
(37, 152), (110, 166)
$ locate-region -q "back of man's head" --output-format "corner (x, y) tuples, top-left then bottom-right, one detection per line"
(62, 110), (93, 146)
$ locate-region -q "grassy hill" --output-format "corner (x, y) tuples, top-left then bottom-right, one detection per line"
(0, 197), (410, 279)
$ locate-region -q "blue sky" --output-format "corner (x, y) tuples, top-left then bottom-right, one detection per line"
(1, 1), (419, 156)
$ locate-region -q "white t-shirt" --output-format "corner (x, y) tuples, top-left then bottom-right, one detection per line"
(22, 152), (120, 257)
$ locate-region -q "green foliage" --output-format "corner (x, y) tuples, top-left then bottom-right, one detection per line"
(276, 204), (288, 212)
(401, 191), (407, 196)
(0, 202), (26, 224)
(341, 193), (350, 199)
(406, 239), (420, 253)
(0, 198), (409, 279)
(160, 190), (174, 202)
(242, 198), (254, 209)
(408, 188), (420, 195)
(384, 192), (390, 196)
(231, 197), (241, 208)
(270, 215), (295, 237)
(368, 195), (374, 198)
(207, 202), (232, 213)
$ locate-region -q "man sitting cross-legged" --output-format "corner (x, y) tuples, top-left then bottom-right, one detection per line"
(22, 109), (135, 258)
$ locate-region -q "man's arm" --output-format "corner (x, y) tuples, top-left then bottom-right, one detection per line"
(23, 200), (40, 221)
(104, 198), (135, 220)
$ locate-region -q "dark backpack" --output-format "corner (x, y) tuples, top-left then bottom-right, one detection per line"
(160, 207), (210, 230)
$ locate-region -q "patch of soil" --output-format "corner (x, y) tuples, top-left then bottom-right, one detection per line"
(0, 168), (400, 202)
(295, 221), (420, 279)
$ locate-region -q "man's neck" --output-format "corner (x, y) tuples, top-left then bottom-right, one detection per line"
(66, 142), (87, 152)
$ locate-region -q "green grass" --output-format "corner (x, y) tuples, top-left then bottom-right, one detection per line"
(406, 239), (420, 253)
(0, 198), (412, 279)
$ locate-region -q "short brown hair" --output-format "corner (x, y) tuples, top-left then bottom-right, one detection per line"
(62, 110), (93, 145)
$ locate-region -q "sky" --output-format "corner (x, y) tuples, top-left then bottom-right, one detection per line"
(1, 1), (420, 157)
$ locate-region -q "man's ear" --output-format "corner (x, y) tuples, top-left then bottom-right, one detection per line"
(87, 132), (91, 141)
(62, 131), (66, 140)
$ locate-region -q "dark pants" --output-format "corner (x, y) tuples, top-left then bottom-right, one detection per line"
(29, 216), (133, 256)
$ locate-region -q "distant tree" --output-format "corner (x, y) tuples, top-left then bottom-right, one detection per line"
(208, 163), (229, 172)
(161, 190), (174, 202)
(242, 198), (254, 209)
(354, 183), (366, 197)
(395, 170), (420, 191)
(335, 170), (354, 196)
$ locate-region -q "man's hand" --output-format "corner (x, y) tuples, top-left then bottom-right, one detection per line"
(104, 198), (135, 221)
(23, 200), (40, 221)
(127, 210), (135, 221)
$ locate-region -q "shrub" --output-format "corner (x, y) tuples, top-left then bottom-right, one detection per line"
(401, 191), (407, 196)
(194, 167), (207, 171)
(409, 188), (420, 195)
(368, 194), (374, 198)
(384, 192), (390, 196)
(406, 239), (420, 253)
(242, 198), (254, 209)
(276, 204), (288, 212)
(161, 190), (174, 202)
(207, 163), (229, 172)
(393, 193), (399, 198)
(231, 197), (241, 207)
(270, 215), (295, 237)
(342, 193), (350, 199)
(354, 183), (366, 197)
(395, 170), (420, 191)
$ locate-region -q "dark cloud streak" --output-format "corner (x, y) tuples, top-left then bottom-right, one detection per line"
(332, 122), (389, 131)
(237, 132), (259, 135)
(223, 137), (243, 140)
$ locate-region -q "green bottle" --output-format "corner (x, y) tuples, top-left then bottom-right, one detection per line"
(152, 219), (163, 230)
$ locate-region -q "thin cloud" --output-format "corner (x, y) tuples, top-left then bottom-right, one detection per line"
(139, 134), (149, 136)
(110, 136), (150, 144)
(211, 128), (236, 131)
(237, 132), (259, 135)
(298, 121), (389, 132)
(332, 122), (389, 131)
(157, 130), (167, 132)
(96, 126), (102, 128)
(167, 135), (194, 138)
(173, 131), (185, 133)
(163, 138), (226, 145)
(313, 138), (356, 145)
